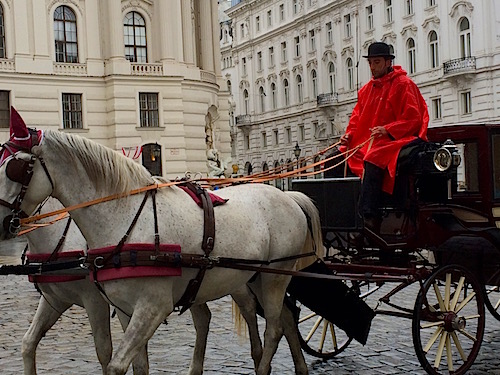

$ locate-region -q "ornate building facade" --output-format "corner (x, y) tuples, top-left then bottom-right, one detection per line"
(0, 0), (230, 178)
(222, 0), (500, 188)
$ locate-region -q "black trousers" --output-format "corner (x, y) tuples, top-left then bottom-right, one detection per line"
(359, 162), (385, 220)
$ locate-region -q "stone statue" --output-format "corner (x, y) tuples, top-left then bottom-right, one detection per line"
(207, 148), (230, 178)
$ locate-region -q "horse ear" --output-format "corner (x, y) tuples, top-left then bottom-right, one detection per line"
(10, 107), (29, 140)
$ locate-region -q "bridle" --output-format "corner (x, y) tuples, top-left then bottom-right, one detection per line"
(0, 131), (54, 235)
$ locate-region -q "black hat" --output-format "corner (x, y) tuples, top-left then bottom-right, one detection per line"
(363, 42), (395, 59)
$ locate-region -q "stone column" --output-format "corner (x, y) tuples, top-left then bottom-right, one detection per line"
(158, 0), (182, 62)
(181, 0), (195, 65)
(210, 0), (221, 76)
(106, 0), (124, 60)
(199, 0), (214, 71)
(85, 0), (104, 75)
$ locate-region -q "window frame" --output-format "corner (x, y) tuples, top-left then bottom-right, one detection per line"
(62, 93), (83, 129)
(54, 5), (79, 63)
(124, 11), (147, 63)
(139, 92), (159, 128)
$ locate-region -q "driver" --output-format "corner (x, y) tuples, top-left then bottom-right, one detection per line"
(338, 42), (429, 233)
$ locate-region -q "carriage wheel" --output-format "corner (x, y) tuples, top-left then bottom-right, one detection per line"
(483, 284), (500, 320)
(412, 265), (485, 375)
(296, 280), (380, 359)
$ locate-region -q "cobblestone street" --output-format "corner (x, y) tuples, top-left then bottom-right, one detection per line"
(1, 238), (500, 374)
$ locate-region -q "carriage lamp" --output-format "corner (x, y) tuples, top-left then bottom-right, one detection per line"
(150, 143), (161, 162)
(293, 142), (301, 160)
(433, 139), (461, 172)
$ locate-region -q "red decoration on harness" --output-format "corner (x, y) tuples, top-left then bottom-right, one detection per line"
(88, 243), (182, 282)
(179, 186), (228, 207)
(26, 250), (86, 283)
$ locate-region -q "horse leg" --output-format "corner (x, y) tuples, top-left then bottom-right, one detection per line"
(115, 310), (149, 375)
(251, 274), (302, 375)
(107, 305), (169, 375)
(281, 302), (308, 375)
(22, 296), (70, 375)
(231, 286), (263, 371)
(85, 299), (112, 374)
(187, 303), (211, 375)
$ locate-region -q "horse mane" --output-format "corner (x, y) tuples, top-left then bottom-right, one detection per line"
(42, 130), (155, 194)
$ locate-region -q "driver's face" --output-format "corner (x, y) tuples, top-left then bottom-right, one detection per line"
(368, 57), (392, 79)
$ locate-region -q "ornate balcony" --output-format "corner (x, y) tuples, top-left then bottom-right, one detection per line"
(235, 114), (252, 125)
(443, 57), (476, 76)
(317, 93), (338, 107)
(131, 63), (163, 76)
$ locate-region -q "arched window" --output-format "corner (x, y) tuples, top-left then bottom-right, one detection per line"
(54, 5), (78, 63)
(243, 89), (249, 114)
(296, 75), (303, 103)
(271, 82), (277, 109)
(262, 162), (269, 184)
(459, 17), (471, 58)
(328, 62), (336, 94)
(283, 79), (290, 106)
(346, 58), (354, 90)
(259, 86), (265, 112)
(0, 4), (5, 58)
(311, 69), (318, 99)
(244, 161), (253, 175)
(407, 38), (416, 74)
(124, 11), (147, 63)
(227, 80), (232, 94)
(429, 31), (439, 69)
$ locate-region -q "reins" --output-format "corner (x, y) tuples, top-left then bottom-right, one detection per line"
(18, 137), (374, 227)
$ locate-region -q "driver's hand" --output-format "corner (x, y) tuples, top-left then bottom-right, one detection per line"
(340, 133), (350, 146)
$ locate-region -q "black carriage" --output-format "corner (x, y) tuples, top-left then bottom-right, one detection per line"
(290, 124), (500, 375)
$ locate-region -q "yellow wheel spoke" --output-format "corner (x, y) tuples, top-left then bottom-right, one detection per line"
(328, 322), (338, 350)
(299, 312), (316, 324)
(450, 276), (465, 311)
(421, 321), (444, 329)
(495, 298), (500, 310)
(463, 314), (480, 321)
(319, 320), (328, 352)
(458, 328), (477, 342)
(444, 273), (451, 310)
(455, 291), (476, 314)
(305, 316), (322, 342)
(434, 330), (448, 369)
(451, 331), (467, 361)
(445, 333), (454, 372)
(424, 326), (443, 353)
(433, 282), (446, 311)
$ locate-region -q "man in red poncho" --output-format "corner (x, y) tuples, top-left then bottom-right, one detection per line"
(339, 42), (429, 231)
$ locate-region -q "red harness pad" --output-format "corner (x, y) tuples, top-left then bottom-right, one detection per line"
(88, 243), (182, 282)
(26, 250), (86, 283)
(179, 186), (228, 207)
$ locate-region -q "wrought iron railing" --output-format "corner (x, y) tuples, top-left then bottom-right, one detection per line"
(443, 57), (476, 75)
(235, 114), (251, 125)
(317, 93), (337, 106)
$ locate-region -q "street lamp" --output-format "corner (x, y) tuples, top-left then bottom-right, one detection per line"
(150, 143), (161, 162)
(293, 142), (301, 160)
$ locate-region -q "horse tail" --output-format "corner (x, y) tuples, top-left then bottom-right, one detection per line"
(285, 191), (324, 270)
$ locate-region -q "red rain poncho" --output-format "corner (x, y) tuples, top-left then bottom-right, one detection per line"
(340, 65), (429, 193)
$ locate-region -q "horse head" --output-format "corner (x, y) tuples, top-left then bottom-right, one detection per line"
(0, 107), (53, 239)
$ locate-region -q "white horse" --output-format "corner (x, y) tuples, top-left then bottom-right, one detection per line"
(20, 199), (308, 375)
(18, 198), (149, 375)
(0, 126), (322, 375)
